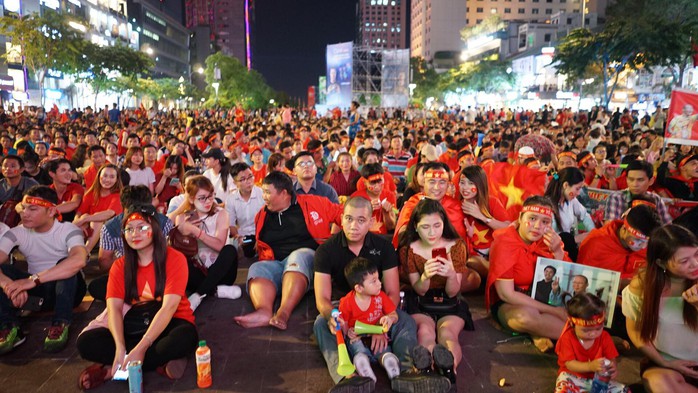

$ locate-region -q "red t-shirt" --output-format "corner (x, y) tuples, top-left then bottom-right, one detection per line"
(351, 188), (397, 235)
(556, 323), (618, 379)
(251, 166), (267, 186)
(577, 220), (647, 280)
(83, 164), (98, 190)
(77, 191), (123, 216)
(106, 247), (195, 325)
(50, 182), (85, 204)
(338, 290), (396, 329)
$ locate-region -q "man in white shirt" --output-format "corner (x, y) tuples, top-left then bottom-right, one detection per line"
(0, 186), (87, 354)
(225, 163), (265, 258)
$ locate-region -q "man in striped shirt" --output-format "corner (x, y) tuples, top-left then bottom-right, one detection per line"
(382, 135), (411, 192)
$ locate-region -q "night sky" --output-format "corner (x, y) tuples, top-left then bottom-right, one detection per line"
(253, 0), (357, 99)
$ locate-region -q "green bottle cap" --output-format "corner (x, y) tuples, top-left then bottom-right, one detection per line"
(199, 340), (206, 347)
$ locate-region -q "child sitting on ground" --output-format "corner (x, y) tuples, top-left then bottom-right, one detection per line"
(555, 292), (628, 393)
(337, 257), (401, 383)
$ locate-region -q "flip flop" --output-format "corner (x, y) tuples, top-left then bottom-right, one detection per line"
(157, 358), (188, 380)
(78, 363), (108, 391)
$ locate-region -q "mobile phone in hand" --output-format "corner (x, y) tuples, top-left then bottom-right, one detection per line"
(432, 247), (447, 262)
(113, 366), (129, 381)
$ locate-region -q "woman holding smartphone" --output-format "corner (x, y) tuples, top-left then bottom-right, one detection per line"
(398, 199), (477, 386)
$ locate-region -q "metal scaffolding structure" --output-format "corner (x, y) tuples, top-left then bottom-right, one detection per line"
(351, 46), (382, 102)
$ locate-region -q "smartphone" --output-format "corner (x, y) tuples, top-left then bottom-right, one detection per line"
(242, 237), (254, 244)
(432, 247), (448, 262)
(113, 366), (129, 381)
(169, 178), (180, 186)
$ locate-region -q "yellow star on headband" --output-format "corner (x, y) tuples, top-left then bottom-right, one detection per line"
(499, 178), (525, 210)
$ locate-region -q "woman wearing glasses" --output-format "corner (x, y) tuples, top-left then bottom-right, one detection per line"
(76, 205), (198, 390)
(168, 175), (239, 311)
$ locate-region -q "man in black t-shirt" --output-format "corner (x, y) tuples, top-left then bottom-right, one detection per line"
(314, 197), (450, 393)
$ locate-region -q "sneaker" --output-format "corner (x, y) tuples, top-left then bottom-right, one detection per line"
(353, 353), (376, 382)
(216, 285), (242, 300)
(432, 344), (456, 386)
(380, 352), (401, 380)
(43, 322), (69, 353)
(188, 293), (206, 311)
(328, 376), (375, 393)
(0, 324), (26, 355)
(390, 372), (451, 393)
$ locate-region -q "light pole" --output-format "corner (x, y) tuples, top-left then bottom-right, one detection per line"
(211, 82), (219, 106)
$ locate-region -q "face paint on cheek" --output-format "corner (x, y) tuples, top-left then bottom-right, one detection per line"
(470, 187), (477, 194)
(568, 192), (576, 198)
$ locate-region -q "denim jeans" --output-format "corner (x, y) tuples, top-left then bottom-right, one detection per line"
(314, 308), (417, 383)
(0, 263), (85, 325)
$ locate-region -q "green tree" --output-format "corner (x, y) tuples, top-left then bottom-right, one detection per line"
(442, 57), (515, 95)
(203, 52), (274, 109)
(410, 56), (441, 104)
(0, 10), (86, 105)
(76, 43), (154, 107)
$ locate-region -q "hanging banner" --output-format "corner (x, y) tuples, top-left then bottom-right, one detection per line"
(381, 49), (410, 108)
(318, 76), (327, 105)
(307, 86), (316, 108)
(665, 88), (698, 146)
(326, 42), (353, 108)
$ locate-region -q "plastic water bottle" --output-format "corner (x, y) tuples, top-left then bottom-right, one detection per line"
(399, 291), (405, 310)
(590, 358), (612, 393)
(331, 308), (341, 332)
(195, 340), (212, 388)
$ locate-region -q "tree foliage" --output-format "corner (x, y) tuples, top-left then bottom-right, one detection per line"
(0, 10), (85, 105)
(442, 57), (515, 95)
(203, 53), (274, 109)
(460, 15), (504, 43)
(410, 57), (441, 103)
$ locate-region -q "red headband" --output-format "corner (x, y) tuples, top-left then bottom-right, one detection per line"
(367, 174), (383, 182)
(569, 312), (605, 327)
(679, 155), (696, 168)
(521, 205), (553, 218)
(631, 199), (656, 209)
(23, 196), (61, 221)
(526, 160), (540, 168)
(578, 154), (593, 167)
(125, 212), (146, 225)
(558, 151), (576, 160)
(623, 218), (648, 240)
(424, 169), (449, 180)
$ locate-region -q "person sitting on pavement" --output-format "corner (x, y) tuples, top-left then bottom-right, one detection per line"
(577, 203), (661, 289)
(169, 175), (240, 310)
(657, 153), (697, 201)
(0, 185), (87, 354)
(90, 185), (174, 301)
(201, 147), (236, 202)
(399, 198), (476, 390)
(604, 159), (672, 225)
(292, 151), (339, 204)
(314, 196), (450, 393)
(235, 171), (342, 330)
(46, 158), (84, 223)
(350, 163), (397, 235)
(486, 196), (570, 353)
(0, 155), (38, 205)
(225, 162), (265, 258)
(76, 204), (198, 390)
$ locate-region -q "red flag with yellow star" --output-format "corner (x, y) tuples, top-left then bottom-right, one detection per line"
(484, 163), (547, 221)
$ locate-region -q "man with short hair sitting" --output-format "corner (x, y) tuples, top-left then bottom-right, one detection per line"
(0, 185), (87, 354)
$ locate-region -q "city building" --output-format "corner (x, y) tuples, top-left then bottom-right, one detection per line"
(356, 0), (408, 49)
(465, 0), (609, 26)
(410, 0), (468, 62)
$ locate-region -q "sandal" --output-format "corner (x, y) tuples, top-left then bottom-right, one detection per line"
(156, 357), (188, 380)
(78, 363), (108, 391)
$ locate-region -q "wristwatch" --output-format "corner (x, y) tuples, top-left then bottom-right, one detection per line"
(29, 274), (41, 286)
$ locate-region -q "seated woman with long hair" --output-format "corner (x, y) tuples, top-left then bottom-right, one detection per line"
(457, 165), (509, 277)
(486, 195), (570, 353)
(76, 204), (198, 390)
(154, 155), (185, 214)
(168, 175), (240, 310)
(398, 199), (478, 387)
(74, 164), (123, 253)
(544, 167), (595, 261)
(623, 225), (698, 392)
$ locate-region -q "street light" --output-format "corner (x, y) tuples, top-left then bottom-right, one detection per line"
(212, 82), (220, 104)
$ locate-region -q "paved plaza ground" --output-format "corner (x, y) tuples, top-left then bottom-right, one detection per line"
(0, 257), (648, 393)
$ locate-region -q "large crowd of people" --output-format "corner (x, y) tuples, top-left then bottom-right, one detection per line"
(0, 101), (696, 392)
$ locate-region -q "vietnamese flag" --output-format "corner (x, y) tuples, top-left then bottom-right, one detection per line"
(484, 163), (547, 221)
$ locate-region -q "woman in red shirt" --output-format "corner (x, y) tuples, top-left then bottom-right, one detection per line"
(327, 152), (360, 197)
(154, 155), (184, 214)
(74, 164), (123, 253)
(486, 196), (570, 353)
(76, 205), (198, 390)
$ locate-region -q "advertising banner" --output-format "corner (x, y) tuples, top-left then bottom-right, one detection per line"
(326, 42), (353, 108)
(665, 88), (698, 146)
(318, 76), (326, 105)
(381, 49), (410, 108)
(307, 86), (316, 108)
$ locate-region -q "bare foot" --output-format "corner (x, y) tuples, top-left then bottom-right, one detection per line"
(234, 309), (273, 328)
(532, 337), (554, 353)
(269, 311), (289, 330)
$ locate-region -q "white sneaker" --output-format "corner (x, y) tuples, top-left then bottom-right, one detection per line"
(188, 293), (206, 311)
(216, 285), (242, 300)
(380, 352), (401, 380)
(353, 353), (376, 382)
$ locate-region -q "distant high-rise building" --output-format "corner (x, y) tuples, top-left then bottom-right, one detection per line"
(356, 0), (408, 49)
(465, 0), (609, 26)
(410, 0), (468, 61)
(186, 0), (253, 69)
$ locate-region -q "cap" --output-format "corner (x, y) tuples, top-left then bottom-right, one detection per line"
(517, 146), (535, 158)
(249, 146), (263, 156)
(201, 148), (226, 161)
(421, 144), (439, 161)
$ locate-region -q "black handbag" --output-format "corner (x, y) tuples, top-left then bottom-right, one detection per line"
(123, 301), (162, 337)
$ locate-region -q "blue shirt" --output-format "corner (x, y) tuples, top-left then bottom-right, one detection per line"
(293, 179), (339, 204)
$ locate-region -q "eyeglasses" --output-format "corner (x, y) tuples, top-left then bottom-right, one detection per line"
(124, 225), (151, 235)
(196, 195), (215, 202)
(295, 161), (315, 168)
(237, 175), (254, 183)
